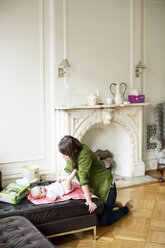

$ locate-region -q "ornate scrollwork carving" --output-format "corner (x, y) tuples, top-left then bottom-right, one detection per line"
(77, 109), (114, 140)
(102, 109), (113, 124)
(77, 109), (136, 163)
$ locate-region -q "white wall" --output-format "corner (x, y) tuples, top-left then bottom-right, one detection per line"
(143, 0), (165, 170)
(0, 0), (55, 185)
(55, 0), (165, 172)
(0, 0), (44, 163)
(55, 0), (132, 105)
(0, 0), (164, 184)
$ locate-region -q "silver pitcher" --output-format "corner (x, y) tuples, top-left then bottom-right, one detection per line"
(110, 82), (127, 104)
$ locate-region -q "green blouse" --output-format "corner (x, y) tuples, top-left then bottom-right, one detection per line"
(64, 143), (113, 203)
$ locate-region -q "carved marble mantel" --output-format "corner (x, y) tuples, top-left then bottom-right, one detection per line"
(54, 103), (149, 177)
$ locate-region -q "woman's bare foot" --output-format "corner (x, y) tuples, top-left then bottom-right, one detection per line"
(114, 201), (123, 208)
(124, 199), (133, 210)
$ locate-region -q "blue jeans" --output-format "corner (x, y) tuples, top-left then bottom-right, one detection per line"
(99, 184), (129, 226)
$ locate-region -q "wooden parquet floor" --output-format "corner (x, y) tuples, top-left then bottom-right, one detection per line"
(51, 171), (165, 248)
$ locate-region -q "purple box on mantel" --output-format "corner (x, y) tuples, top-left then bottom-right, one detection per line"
(128, 95), (145, 103)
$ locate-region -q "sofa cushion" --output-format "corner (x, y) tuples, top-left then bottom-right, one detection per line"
(0, 216), (56, 247)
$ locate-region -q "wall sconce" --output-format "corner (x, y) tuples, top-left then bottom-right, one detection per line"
(58, 59), (71, 77)
(135, 61), (147, 77)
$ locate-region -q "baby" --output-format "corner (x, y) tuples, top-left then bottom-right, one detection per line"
(31, 169), (76, 200)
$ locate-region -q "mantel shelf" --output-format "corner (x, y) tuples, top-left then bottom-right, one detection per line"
(54, 102), (150, 110)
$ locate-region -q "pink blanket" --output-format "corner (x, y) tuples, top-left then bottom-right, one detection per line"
(28, 183), (97, 205)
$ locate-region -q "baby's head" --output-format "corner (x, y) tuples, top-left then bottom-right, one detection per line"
(31, 186), (46, 199)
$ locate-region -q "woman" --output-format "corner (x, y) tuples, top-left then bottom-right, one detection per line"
(58, 135), (133, 226)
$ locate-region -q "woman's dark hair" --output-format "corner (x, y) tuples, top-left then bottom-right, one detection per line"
(58, 135), (82, 168)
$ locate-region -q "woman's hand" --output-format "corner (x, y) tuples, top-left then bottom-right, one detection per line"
(81, 184), (97, 213)
(57, 173), (70, 183)
(85, 201), (97, 213)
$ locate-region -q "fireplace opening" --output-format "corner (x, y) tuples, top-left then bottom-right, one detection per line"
(82, 122), (132, 177)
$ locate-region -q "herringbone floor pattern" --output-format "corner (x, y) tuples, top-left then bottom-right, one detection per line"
(51, 171), (165, 248)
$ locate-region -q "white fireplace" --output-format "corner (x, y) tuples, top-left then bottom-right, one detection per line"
(54, 103), (149, 177)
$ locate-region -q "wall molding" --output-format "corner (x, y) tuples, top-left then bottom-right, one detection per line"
(39, 0), (46, 162)
(145, 0), (165, 5)
(129, 0), (134, 90)
(0, 0), (45, 164)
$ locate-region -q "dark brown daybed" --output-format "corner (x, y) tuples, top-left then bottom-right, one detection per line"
(0, 181), (104, 242)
